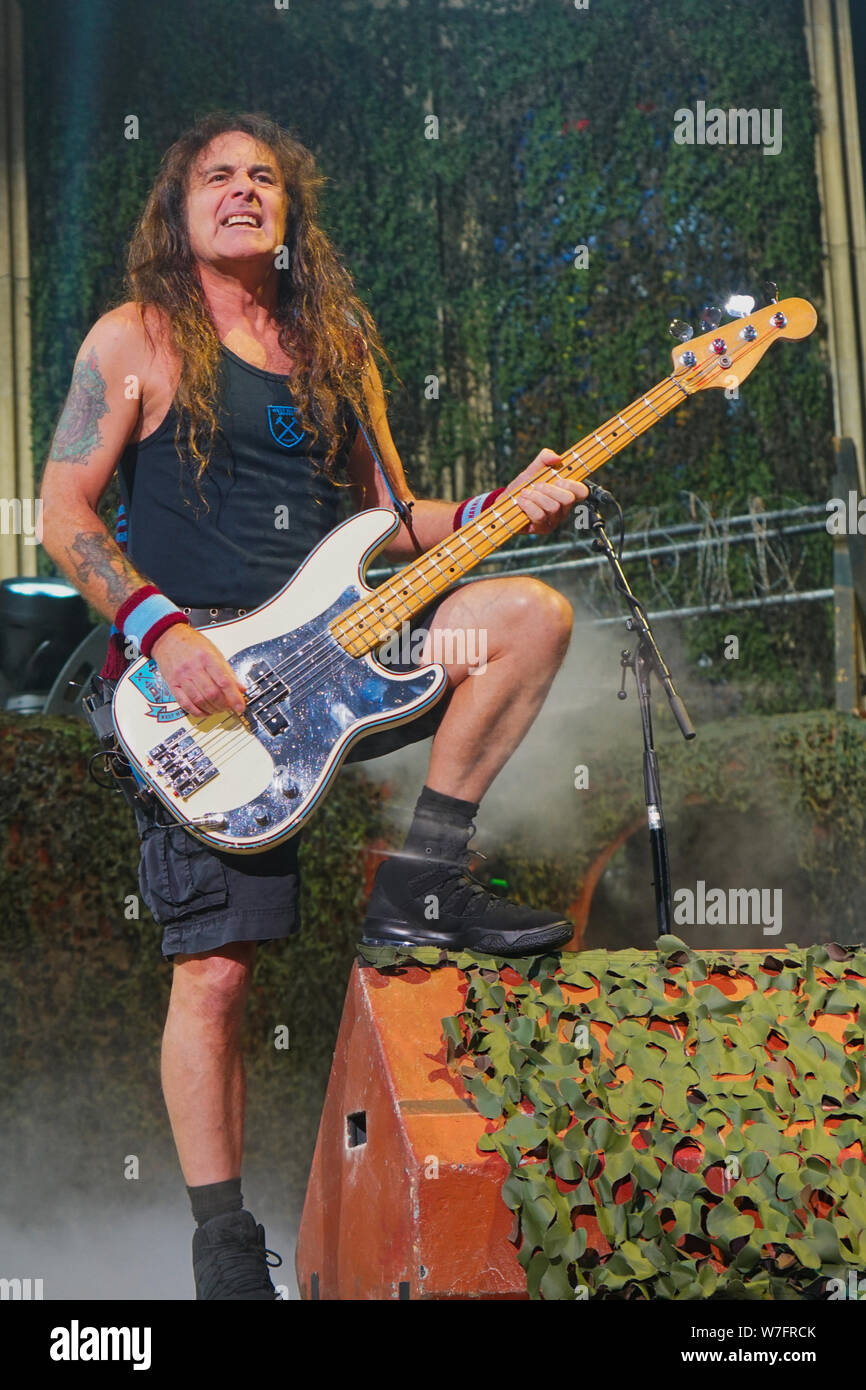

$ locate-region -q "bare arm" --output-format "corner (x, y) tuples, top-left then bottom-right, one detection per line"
(40, 307), (245, 718)
(39, 309), (155, 621)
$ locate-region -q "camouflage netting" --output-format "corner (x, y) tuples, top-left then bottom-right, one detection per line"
(361, 936), (866, 1300)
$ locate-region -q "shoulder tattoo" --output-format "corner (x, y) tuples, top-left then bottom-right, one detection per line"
(50, 349), (109, 463)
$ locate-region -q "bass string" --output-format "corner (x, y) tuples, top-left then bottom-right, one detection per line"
(186, 368), (707, 773)
(333, 387), (683, 648)
(192, 641), (377, 766)
(231, 368), (706, 707)
(171, 353), (728, 775)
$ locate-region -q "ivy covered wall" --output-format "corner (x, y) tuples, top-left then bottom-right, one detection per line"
(25, 0), (832, 491)
(23, 0), (835, 709)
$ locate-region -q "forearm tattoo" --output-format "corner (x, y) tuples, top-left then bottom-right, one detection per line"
(65, 531), (144, 609)
(50, 350), (109, 463)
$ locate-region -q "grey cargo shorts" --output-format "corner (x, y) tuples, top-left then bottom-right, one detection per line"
(126, 601), (451, 960)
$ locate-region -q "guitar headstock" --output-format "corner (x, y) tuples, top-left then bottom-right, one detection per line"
(670, 297), (817, 393)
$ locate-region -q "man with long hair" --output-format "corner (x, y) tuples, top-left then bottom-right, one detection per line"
(39, 112), (587, 1299)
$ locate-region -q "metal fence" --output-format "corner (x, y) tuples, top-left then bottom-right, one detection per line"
(367, 501), (832, 626)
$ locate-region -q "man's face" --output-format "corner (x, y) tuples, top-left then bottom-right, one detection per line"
(185, 131), (289, 269)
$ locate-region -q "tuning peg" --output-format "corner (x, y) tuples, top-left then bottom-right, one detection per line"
(700, 305), (722, 332)
(724, 294), (755, 319)
(669, 318), (694, 342)
(763, 280), (778, 305)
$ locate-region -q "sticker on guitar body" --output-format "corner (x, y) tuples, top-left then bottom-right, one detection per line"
(129, 660), (186, 723)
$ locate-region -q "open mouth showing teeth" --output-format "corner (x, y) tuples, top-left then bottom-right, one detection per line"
(223, 215), (261, 227)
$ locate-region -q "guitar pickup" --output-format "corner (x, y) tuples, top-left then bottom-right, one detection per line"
(244, 660), (290, 737)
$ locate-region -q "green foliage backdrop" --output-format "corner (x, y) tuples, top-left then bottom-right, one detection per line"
(25, 0), (832, 493)
(24, 0), (835, 707)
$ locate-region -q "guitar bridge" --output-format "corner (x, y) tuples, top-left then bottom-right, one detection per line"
(147, 728), (218, 799)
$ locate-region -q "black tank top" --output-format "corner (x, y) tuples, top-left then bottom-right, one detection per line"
(118, 344), (359, 609)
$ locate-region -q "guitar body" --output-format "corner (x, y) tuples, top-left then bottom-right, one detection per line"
(112, 509), (448, 853)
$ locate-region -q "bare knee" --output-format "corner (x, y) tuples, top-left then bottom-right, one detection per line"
(500, 578), (572, 653)
(170, 945), (255, 1030)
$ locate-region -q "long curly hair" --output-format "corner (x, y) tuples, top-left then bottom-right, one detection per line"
(122, 110), (395, 494)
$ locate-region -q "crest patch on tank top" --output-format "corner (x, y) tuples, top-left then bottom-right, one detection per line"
(266, 404), (306, 449)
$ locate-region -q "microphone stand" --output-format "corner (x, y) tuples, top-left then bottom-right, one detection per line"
(583, 484), (696, 937)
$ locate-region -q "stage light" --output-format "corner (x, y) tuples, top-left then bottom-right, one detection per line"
(0, 576), (95, 714)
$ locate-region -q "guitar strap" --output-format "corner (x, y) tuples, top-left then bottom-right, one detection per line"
(351, 409), (425, 557)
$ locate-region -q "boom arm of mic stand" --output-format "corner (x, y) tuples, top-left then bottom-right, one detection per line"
(590, 510), (695, 742)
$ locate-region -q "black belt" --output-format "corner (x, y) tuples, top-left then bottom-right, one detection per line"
(181, 605), (250, 627)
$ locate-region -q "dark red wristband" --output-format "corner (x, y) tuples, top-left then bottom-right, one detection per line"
(115, 583), (159, 631)
(140, 610), (190, 658)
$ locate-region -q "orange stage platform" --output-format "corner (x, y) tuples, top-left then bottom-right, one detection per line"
(296, 960), (527, 1300)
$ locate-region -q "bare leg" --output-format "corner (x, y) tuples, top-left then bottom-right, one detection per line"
(161, 941), (256, 1185)
(417, 576), (573, 803)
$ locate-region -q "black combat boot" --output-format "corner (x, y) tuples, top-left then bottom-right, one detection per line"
(362, 796), (572, 957)
(192, 1209), (282, 1300)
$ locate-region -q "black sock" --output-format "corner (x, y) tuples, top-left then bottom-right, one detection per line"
(413, 784), (479, 825)
(403, 785), (480, 860)
(187, 1177), (243, 1228)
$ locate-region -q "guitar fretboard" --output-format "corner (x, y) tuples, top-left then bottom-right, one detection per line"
(330, 371), (691, 657)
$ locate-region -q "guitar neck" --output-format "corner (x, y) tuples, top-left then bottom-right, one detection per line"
(332, 370), (691, 656)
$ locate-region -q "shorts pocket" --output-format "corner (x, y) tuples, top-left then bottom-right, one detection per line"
(138, 823), (229, 925)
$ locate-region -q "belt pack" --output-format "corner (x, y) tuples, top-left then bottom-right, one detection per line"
(81, 671), (153, 808)
(81, 672), (118, 747)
